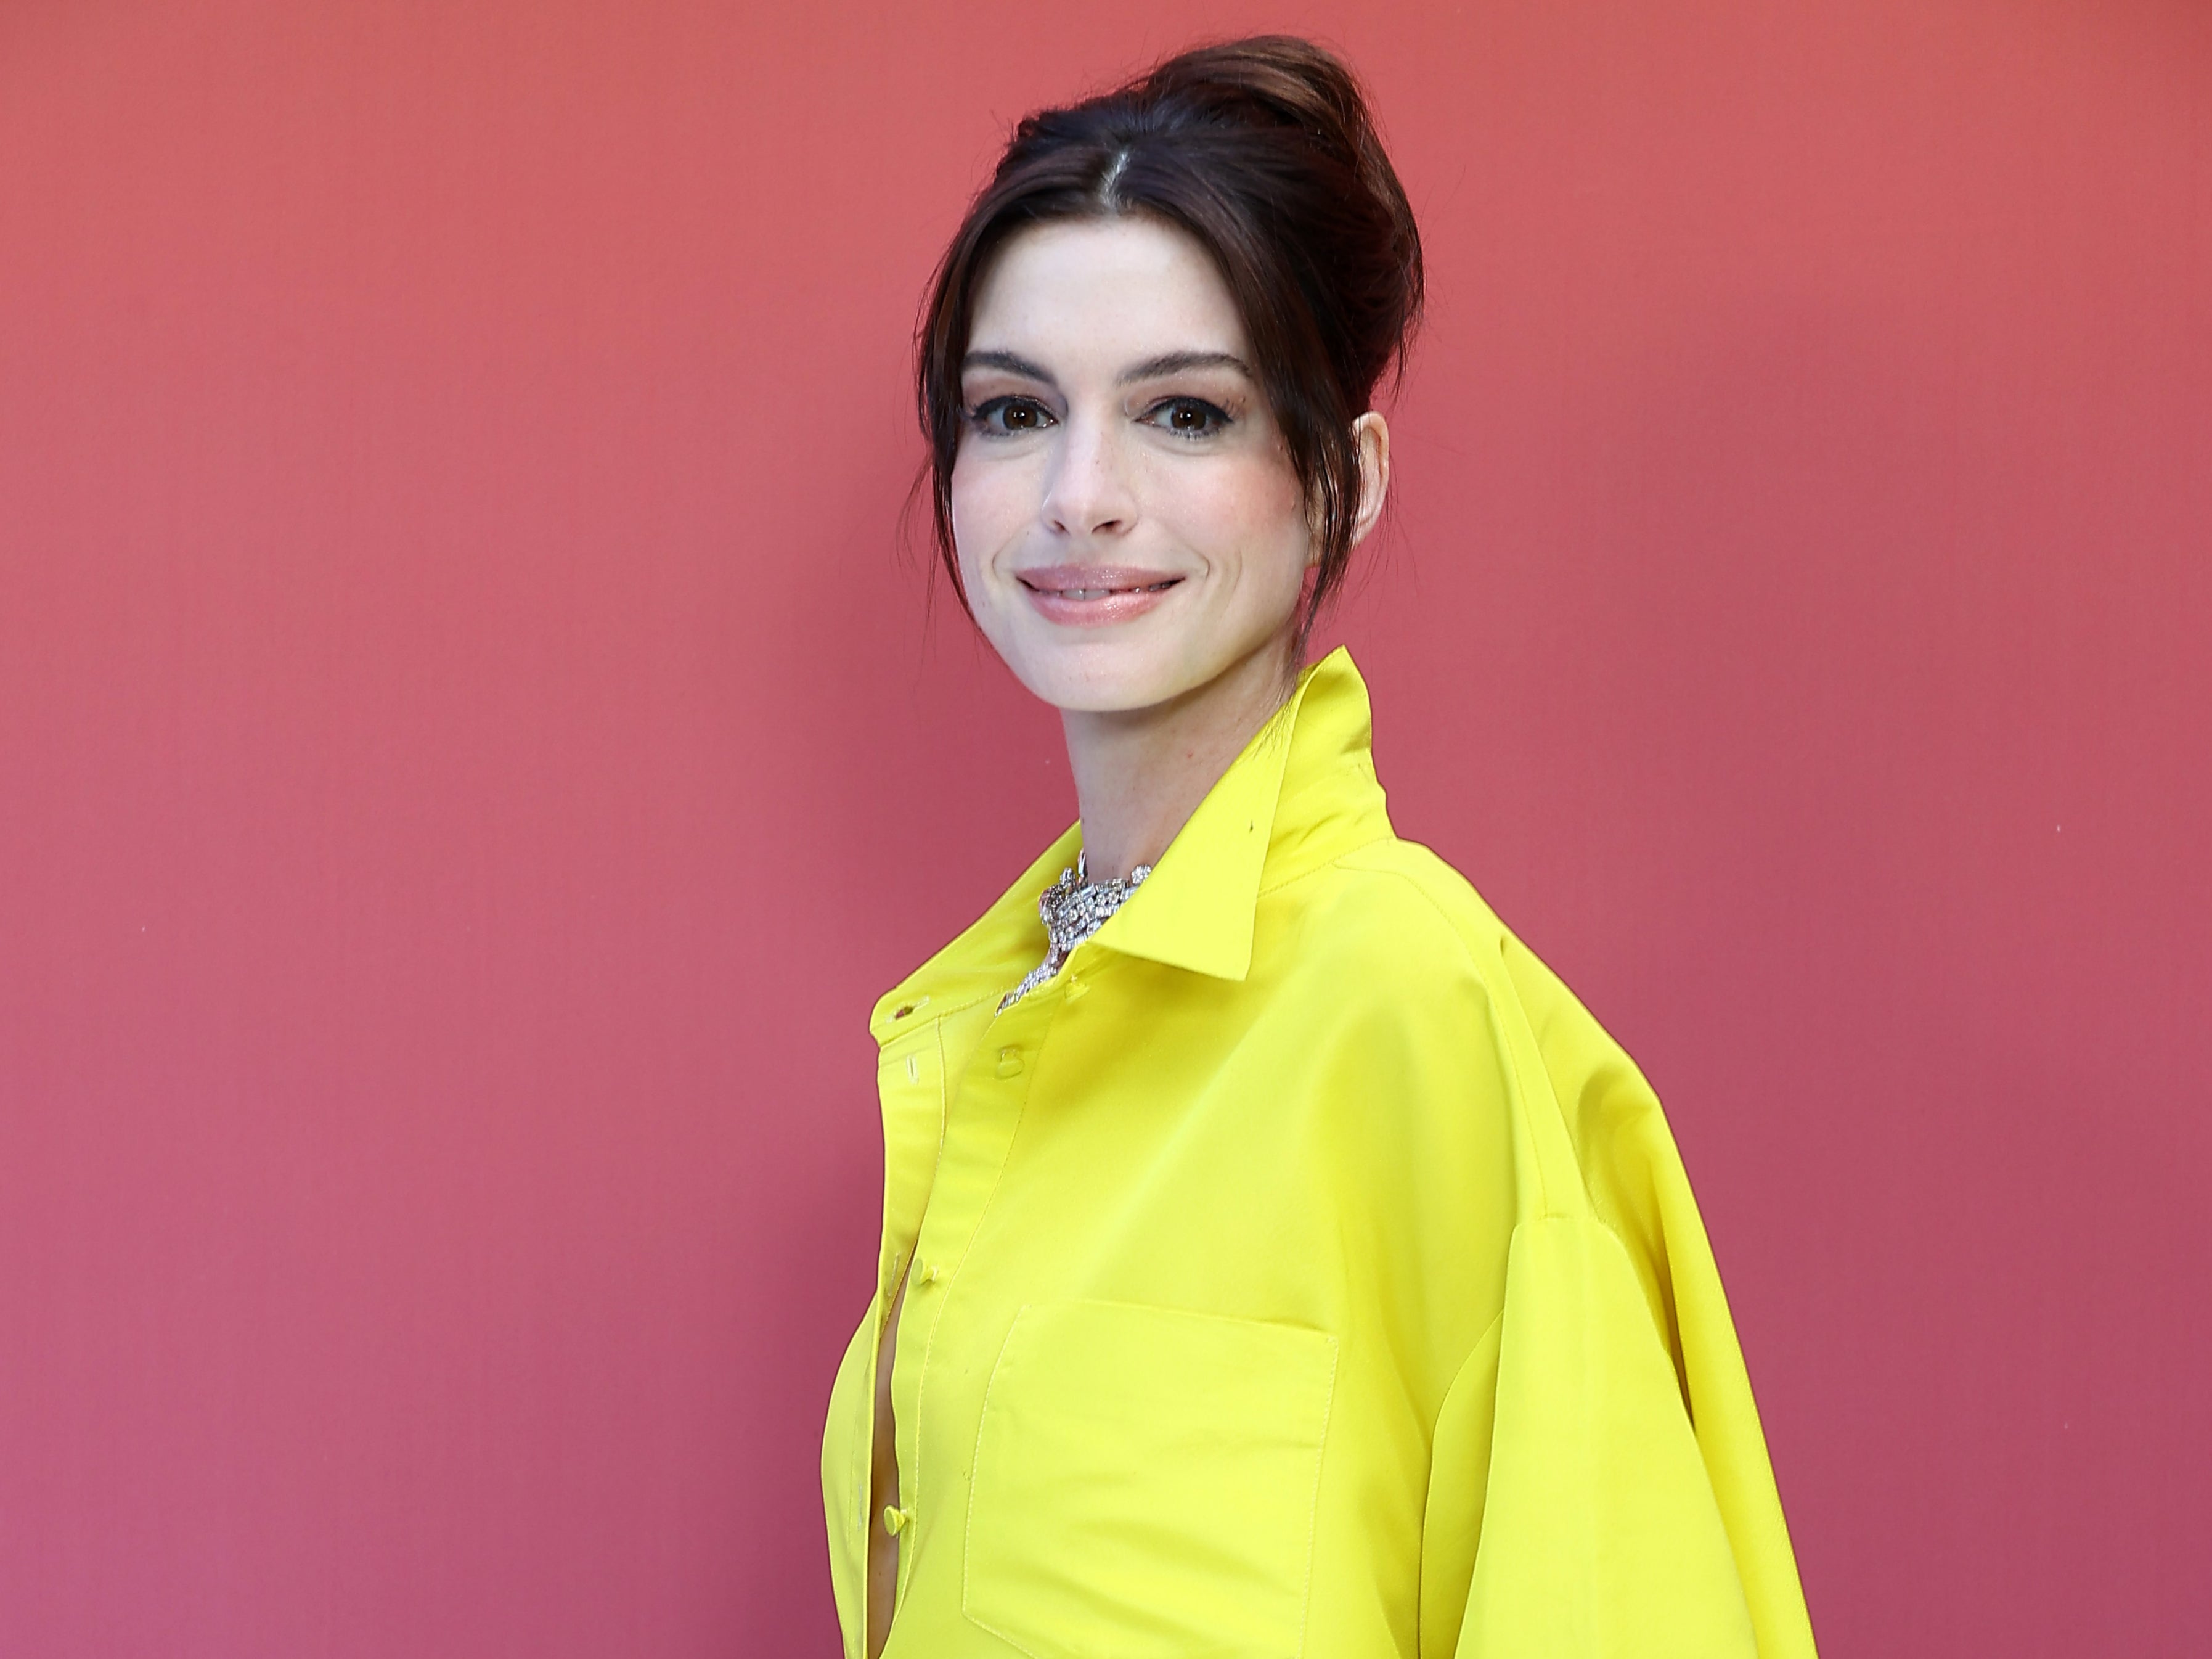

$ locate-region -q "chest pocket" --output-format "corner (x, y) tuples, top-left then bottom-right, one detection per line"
(963, 1300), (1339, 1659)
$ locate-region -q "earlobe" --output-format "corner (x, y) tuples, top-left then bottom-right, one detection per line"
(1347, 412), (1392, 550)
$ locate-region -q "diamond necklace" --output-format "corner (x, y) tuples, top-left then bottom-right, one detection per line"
(999, 852), (1152, 1011)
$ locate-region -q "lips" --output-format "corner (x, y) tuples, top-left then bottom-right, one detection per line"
(1014, 566), (1185, 627)
(1018, 567), (1183, 598)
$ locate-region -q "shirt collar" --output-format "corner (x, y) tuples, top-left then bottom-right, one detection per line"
(870, 647), (1394, 1040)
(1093, 645), (1391, 980)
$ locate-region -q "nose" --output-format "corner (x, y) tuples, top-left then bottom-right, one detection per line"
(1039, 411), (1135, 540)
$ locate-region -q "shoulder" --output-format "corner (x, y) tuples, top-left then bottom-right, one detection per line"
(1279, 837), (1670, 1163)
(1244, 835), (1527, 1079)
(1271, 834), (1514, 989)
(1272, 835), (1715, 1322)
(1319, 837), (1633, 1079)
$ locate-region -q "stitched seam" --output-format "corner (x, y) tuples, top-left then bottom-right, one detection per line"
(963, 1308), (1336, 1659)
(961, 1308), (1051, 1659)
(1352, 862), (1564, 1221)
(1290, 1333), (1342, 1659)
(878, 987), (992, 1047)
(879, 1017), (960, 1615)
(1255, 825), (1397, 897)
(920, 991), (1061, 1620)
(1415, 1305), (1507, 1659)
(1446, 1305), (1507, 1403)
(929, 1021), (950, 1163)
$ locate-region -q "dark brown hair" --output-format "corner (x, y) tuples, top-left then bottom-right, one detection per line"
(916, 36), (1424, 639)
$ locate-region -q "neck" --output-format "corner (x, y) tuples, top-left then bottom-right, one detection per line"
(1061, 634), (1302, 882)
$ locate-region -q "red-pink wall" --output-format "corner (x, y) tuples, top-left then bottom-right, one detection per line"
(3, 2), (2206, 1653)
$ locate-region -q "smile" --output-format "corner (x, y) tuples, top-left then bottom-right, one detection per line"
(1035, 581), (1178, 599)
(1018, 570), (1183, 598)
(1015, 567), (1186, 626)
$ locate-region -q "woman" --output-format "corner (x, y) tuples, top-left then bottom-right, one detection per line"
(820, 36), (1817, 1659)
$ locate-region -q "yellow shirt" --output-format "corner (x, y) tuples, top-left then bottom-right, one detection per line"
(820, 649), (1818, 1659)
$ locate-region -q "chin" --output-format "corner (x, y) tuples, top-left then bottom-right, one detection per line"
(1000, 636), (1202, 716)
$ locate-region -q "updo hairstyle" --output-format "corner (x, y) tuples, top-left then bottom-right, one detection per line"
(916, 36), (1425, 640)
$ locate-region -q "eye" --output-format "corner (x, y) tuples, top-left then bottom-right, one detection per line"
(967, 396), (1058, 436)
(1143, 396), (1233, 439)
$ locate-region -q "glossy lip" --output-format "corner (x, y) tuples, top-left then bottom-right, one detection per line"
(1015, 565), (1186, 627)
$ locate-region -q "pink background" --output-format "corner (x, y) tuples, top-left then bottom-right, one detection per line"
(3, 1), (2207, 1653)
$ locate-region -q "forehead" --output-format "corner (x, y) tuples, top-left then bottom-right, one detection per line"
(967, 216), (1249, 362)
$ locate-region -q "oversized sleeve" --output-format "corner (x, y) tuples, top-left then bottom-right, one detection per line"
(1418, 928), (1819, 1659)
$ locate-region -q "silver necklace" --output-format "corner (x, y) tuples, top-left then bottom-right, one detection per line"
(999, 853), (1152, 1011)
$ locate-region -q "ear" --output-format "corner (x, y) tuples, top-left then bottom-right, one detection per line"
(1345, 412), (1392, 552)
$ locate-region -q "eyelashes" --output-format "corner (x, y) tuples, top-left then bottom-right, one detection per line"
(965, 396), (1056, 435)
(1146, 396), (1234, 438)
(963, 395), (1238, 440)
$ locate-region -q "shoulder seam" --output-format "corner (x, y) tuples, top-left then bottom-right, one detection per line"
(1348, 861), (1595, 1231)
(1255, 827), (1397, 898)
(1332, 855), (1492, 985)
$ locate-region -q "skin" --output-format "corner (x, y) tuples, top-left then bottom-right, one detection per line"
(866, 214), (1391, 1655)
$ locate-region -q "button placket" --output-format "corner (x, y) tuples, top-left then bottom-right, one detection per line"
(870, 1010), (950, 1610)
(892, 991), (1053, 1602)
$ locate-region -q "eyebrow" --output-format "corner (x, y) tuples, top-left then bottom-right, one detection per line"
(961, 350), (1058, 387)
(959, 348), (1255, 387)
(1115, 350), (1254, 385)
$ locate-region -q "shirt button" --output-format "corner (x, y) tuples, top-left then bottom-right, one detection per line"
(995, 1047), (1024, 1078)
(882, 1505), (913, 1536)
(918, 1263), (944, 1286)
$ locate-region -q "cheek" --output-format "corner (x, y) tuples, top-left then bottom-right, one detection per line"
(1172, 451), (1311, 583)
(949, 449), (1032, 571)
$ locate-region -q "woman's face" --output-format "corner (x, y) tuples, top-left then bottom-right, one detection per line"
(950, 216), (1315, 716)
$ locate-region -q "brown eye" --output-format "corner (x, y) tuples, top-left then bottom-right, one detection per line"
(968, 396), (1056, 436)
(1148, 397), (1232, 438)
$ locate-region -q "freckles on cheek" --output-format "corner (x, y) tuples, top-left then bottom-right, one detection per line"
(949, 459), (1033, 580)
(1184, 454), (1309, 562)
